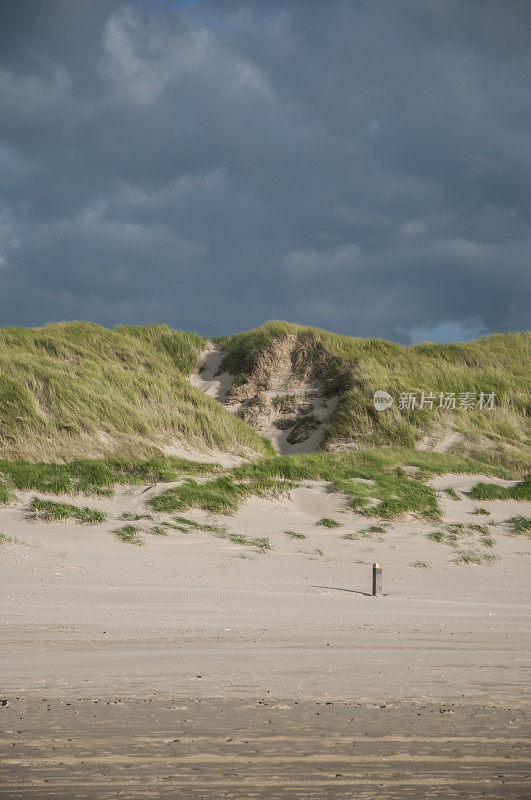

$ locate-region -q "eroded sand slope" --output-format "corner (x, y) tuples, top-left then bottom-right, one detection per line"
(190, 340), (339, 454)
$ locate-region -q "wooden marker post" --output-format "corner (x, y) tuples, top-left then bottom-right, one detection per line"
(372, 563), (382, 596)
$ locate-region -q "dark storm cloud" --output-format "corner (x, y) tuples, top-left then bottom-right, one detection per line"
(0, 0), (529, 340)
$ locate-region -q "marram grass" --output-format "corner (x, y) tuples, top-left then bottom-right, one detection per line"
(0, 321), (273, 461)
(506, 515), (531, 535)
(0, 446), (526, 522)
(28, 497), (106, 524)
(468, 476), (531, 501)
(113, 525), (144, 545)
(0, 456), (220, 496)
(0, 320), (528, 469)
(0, 479), (10, 505)
(149, 475), (294, 515)
(221, 321), (531, 466)
(148, 447), (521, 520)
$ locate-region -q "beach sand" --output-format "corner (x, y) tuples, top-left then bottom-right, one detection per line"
(0, 475), (529, 797)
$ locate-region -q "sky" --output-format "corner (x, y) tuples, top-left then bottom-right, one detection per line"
(0, 0), (530, 342)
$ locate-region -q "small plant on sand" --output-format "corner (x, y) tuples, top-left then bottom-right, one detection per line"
(444, 488), (461, 500)
(411, 560), (429, 568)
(232, 373), (247, 388)
(28, 498), (106, 524)
(453, 549), (498, 565)
(506, 516), (531, 535)
(314, 548), (324, 556)
(341, 532), (359, 540)
(173, 516), (225, 533)
(147, 526), (168, 536)
(113, 525), (144, 545)
(427, 523), (495, 549)
(221, 532), (271, 552)
(166, 515), (271, 552)
(365, 525), (386, 533)
(427, 530), (445, 543)
(317, 518), (342, 528)
(468, 524), (490, 534)
(480, 536), (496, 548)
(159, 520), (187, 531)
(119, 512), (153, 521)
(284, 530), (307, 539)
(472, 507), (490, 515)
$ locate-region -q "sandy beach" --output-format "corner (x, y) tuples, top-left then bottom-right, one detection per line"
(0, 474), (529, 797)
(1, 697), (529, 799)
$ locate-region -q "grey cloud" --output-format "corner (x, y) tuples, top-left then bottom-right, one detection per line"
(0, 0), (529, 340)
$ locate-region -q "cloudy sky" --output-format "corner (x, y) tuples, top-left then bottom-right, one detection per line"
(1, 0), (530, 342)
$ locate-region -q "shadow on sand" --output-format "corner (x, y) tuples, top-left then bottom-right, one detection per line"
(310, 584), (377, 597)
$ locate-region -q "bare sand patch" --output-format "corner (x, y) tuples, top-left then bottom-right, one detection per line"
(189, 342), (233, 404)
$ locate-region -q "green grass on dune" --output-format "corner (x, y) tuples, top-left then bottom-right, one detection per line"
(173, 516), (224, 532)
(0, 322), (273, 461)
(220, 321), (530, 465)
(148, 447), (517, 520)
(0, 456), (220, 496)
(334, 474), (438, 519)
(232, 447), (514, 483)
(111, 512), (271, 552)
(0, 319), (528, 469)
(114, 324), (205, 374)
(28, 497), (106, 524)
(468, 476), (531, 501)
(506, 516), (531, 535)
(0, 318), (526, 526)
(0, 446), (526, 522)
(150, 475), (295, 515)
(0, 479), (10, 505)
